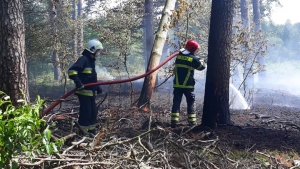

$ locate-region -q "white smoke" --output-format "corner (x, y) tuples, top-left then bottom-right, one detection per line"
(95, 65), (114, 80)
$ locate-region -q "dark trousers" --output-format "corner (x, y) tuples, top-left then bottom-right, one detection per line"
(171, 88), (196, 125)
(77, 95), (98, 127)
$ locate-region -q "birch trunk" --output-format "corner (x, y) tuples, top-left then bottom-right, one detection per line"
(137, 0), (176, 110)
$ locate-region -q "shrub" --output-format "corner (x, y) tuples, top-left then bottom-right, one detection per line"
(0, 92), (62, 168)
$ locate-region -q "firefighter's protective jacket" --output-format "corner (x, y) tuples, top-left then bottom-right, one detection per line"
(173, 50), (205, 89)
(68, 49), (99, 96)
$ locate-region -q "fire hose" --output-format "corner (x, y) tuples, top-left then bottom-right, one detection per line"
(42, 51), (179, 116)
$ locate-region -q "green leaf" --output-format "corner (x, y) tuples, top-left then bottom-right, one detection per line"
(45, 145), (53, 154)
(43, 128), (51, 141)
(52, 122), (57, 127)
(0, 94), (60, 166)
(52, 143), (58, 153)
(11, 161), (18, 169)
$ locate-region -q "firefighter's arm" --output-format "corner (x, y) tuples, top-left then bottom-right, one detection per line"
(68, 57), (85, 89)
(97, 86), (102, 94)
(194, 58), (206, 71)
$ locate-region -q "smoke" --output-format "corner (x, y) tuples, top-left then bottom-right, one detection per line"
(95, 65), (114, 80)
(94, 59), (300, 109)
(256, 62), (300, 96)
(253, 61), (300, 108)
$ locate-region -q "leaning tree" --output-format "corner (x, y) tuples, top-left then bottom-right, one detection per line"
(137, 0), (176, 110)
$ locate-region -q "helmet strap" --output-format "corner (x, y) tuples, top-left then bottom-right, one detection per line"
(90, 46), (95, 52)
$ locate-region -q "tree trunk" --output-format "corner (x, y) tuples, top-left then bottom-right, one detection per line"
(241, 0), (254, 95)
(0, 0), (29, 104)
(201, 0), (234, 128)
(143, 0), (154, 72)
(72, 0), (78, 58)
(78, 0), (83, 54)
(48, 0), (62, 81)
(253, 0), (265, 82)
(137, 0), (176, 110)
(231, 8), (241, 87)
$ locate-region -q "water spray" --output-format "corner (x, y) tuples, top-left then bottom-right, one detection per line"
(229, 83), (250, 109)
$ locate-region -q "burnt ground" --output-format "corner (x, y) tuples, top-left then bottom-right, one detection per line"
(22, 82), (300, 169)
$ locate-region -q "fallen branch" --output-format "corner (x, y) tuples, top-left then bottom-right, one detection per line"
(62, 133), (76, 141)
(261, 119), (275, 124)
(93, 127), (161, 150)
(14, 156), (99, 168)
(207, 149), (237, 164)
(63, 137), (87, 154)
(53, 161), (114, 169)
(183, 152), (193, 169)
(138, 136), (151, 154)
(18, 160), (44, 167)
(256, 151), (276, 159)
(253, 114), (272, 119)
(282, 122), (300, 131)
(204, 160), (220, 169)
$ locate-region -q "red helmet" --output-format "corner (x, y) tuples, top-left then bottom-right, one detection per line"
(185, 40), (199, 53)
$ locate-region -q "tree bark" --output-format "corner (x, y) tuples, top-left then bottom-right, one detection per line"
(201, 0), (234, 128)
(78, 0), (83, 54)
(253, 0), (266, 82)
(0, 0), (29, 104)
(137, 0), (176, 110)
(48, 0), (62, 81)
(72, 0), (78, 57)
(143, 0), (154, 72)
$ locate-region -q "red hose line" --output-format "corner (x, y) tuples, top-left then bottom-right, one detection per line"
(42, 51), (179, 116)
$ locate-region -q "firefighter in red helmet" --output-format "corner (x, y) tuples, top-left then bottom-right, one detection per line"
(171, 40), (206, 128)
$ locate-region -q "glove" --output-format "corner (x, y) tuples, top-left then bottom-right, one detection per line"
(200, 59), (207, 70)
(97, 86), (102, 94)
(75, 80), (84, 90)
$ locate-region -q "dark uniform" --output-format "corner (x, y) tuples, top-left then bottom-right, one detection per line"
(171, 50), (205, 127)
(68, 49), (102, 132)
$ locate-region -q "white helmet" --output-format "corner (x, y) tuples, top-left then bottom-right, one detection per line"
(86, 39), (103, 53)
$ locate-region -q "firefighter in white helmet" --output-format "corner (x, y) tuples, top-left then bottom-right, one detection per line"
(68, 39), (103, 135)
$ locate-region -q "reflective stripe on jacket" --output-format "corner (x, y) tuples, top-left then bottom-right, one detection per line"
(68, 49), (98, 96)
(173, 52), (205, 89)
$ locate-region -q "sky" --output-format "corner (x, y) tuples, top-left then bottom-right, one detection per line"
(85, 0), (300, 25)
(270, 0), (300, 24)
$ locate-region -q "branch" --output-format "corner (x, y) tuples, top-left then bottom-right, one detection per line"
(63, 137), (87, 154)
(18, 160), (44, 167)
(53, 162), (114, 169)
(93, 127), (162, 150)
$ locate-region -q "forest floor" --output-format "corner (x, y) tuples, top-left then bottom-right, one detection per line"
(19, 82), (300, 169)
